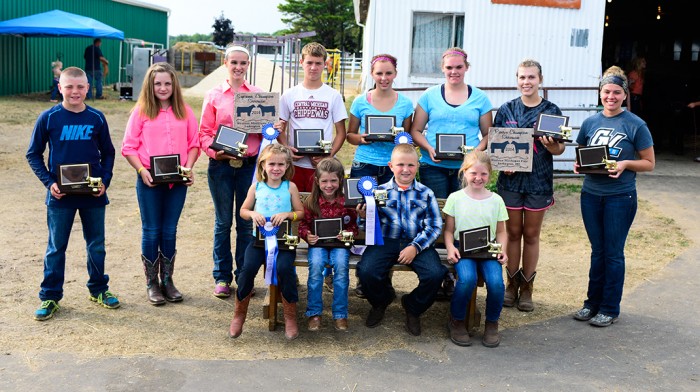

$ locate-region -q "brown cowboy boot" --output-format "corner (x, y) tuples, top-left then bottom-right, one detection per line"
(448, 314), (471, 346)
(503, 268), (521, 308)
(141, 255), (165, 305)
(282, 297), (299, 340)
(517, 270), (536, 312)
(229, 292), (252, 338)
(482, 320), (501, 348)
(159, 252), (183, 302)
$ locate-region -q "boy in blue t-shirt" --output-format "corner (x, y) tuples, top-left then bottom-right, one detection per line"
(26, 66), (119, 321)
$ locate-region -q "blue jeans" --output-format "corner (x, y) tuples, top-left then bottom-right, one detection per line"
(306, 247), (350, 319)
(208, 158), (255, 284)
(580, 190), (637, 318)
(40, 206), (109, 301)
(86, 70), (103, 99)
(450, 258), (505, 322)
(236, 243), (298, 302)
(357, 238), (446, 315)
(135, 177), (187, 261)
(418, 164), (461, 199)
(350, 160), (394, 185)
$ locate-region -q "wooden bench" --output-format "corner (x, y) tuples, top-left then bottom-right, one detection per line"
(260, 193), (485, 333)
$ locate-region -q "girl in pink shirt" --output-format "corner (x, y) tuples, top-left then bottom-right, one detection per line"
(122, 62), (200, 306)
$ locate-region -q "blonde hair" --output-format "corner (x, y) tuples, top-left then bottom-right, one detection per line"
(60, 66), (86, 80)
(459, 151), (492, 188)
(301, 42), (327, 61)
(441, 47), (470, 68)
(305, 157), (345, 217)
(134, 62), (187, 120)
(391, 143), (419, 161)
(255, 144), (295, 182)
(517, 58), (543, 80)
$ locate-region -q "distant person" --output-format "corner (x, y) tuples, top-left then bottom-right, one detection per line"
(122, 62), (200, 305)
(83, 38), (109, 99)
(278, 42), (348, 192)
(356, 144), (445, 337)
(494, 60), (565, 312)
(573, 66), (655, 327)
(199, 45), (262, 299)
(686, 101), (700, 162)
(26, 66), (119, 321)
(50, 58), (62, 102)
(627, 57), (646, 117)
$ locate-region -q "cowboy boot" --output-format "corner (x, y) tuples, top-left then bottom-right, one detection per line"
(517, 270), (536, 312)
(503, 268), (521, 308)
(159, 251), (183, 302)
(141, 255), (165, 305)
(229, 292), (252, 338)
(282, 297), (299, 340)
(482, 320), (501, 348)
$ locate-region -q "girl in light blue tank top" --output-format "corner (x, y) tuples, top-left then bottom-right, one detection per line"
(229, 144), (305, 340)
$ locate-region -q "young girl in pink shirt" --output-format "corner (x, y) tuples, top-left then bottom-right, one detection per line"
(122, 62), (200, 305)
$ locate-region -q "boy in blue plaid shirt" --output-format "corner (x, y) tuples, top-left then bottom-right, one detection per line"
(357, 144), (446, 336)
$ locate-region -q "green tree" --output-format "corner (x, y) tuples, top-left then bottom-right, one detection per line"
(212, 12), (235, 47)
(278, 0), (361, 53)
(169, 33), (214, 46)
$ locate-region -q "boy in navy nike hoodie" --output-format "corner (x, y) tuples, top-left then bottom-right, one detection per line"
(26, 66), (119, 321)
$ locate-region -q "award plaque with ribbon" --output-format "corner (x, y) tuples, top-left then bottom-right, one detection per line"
(149, 154), (190, 184)
(57, 163), (102, 194)
(343, 177), (375, 207)
(357, 176), (384, 246)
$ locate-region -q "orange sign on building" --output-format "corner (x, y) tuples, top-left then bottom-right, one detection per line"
(491, 0), (581, 9)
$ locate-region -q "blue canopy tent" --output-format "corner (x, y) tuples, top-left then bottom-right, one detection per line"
(0, 9), (124, 95)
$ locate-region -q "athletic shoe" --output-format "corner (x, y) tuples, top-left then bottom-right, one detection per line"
(34, 300), (60, 321)
(214, 282), (231, 298)
(573, 307), (596, 321)
(90, 291), (121, 309)
(589, 313), (618, 327)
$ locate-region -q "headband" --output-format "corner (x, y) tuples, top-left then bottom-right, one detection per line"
(599, 75), (628, 94)
(371, 56), (396, 67)
(225, 45), (250, 59)
(442, 50), (468, 61)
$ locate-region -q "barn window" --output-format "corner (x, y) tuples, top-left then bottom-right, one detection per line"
(411, 12), (464, 76)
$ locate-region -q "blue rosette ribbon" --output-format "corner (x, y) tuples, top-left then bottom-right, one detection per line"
(357, 176), (384, 246)
(260, 217), (280, 285)
(394, 131), (413, 145)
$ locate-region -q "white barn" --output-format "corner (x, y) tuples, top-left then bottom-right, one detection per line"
(353, 0), (608, 168)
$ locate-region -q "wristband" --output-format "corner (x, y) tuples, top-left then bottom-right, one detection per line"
(292, 211), (298, 221)
(137, 167), (145, 174)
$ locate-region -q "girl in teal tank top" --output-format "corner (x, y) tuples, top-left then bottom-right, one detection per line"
(229, 144), (305, 340)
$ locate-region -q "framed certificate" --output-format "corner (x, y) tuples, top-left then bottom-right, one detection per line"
(534, 113), (572, 142)
(435, 133), (468, 160)
(57, 163), (100, 194)
(576, 145), (611, 174)
(313, 218), (348, 247)
(293, 129), (328, 155)
(365, 115), (396, 142)
(458, 226), (496, 260)
(343, 176), (377, 207)
(149, 154), (189, 184)
(254, 219), (297, 249)
(210, 125), (249, 158)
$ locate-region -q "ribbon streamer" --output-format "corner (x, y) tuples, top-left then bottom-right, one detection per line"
(260, 218), (280, 285)
(357, 176), (383, 246)
(253, 123), (279, 184)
